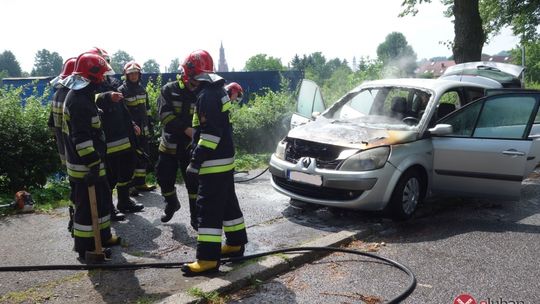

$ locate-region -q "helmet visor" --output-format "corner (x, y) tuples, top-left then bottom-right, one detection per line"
(61, 74), (91, 90)
(104, 63), (115, 76)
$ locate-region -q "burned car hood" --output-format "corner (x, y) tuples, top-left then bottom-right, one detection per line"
(287, 117), (418, 149)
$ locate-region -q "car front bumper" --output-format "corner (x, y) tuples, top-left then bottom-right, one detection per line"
(269, 154), (398, 210)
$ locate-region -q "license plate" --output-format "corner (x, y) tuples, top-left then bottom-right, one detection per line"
(288, 170), (322, 186)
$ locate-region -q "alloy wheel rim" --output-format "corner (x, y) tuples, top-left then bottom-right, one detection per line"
(402, 177), (420, 215)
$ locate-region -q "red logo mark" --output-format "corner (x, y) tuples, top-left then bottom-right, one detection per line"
(454, 294), (477, 304)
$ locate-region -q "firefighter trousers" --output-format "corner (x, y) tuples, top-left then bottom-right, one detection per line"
(132, 134), (150, 187)
(106, 150), (136, 205)
(196, 170), (248, 261)
(72, 179), (113, 255)
(155, 145), (198, 219)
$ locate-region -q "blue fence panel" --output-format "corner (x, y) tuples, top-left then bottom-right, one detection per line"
(1, 70), (304, 105)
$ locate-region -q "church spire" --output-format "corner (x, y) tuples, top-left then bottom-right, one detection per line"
(218, 41), (229, 72)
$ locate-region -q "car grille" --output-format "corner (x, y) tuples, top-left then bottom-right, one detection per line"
(285, 138), (346, 170)
(273, 176), (363, 201)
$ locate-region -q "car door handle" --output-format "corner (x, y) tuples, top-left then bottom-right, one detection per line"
(502, 149), (526, 156)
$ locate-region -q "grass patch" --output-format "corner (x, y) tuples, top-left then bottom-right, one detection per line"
(274, 252), (291, 262)
(234, 153), (271, 171)
(129, 251), (145, 257)
(135, 295), (161, 304)
(0, 273), (85, 303)
(187, 287), (227, 304)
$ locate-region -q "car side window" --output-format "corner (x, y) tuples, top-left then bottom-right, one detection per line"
(440, 101), (482, 137)
(473, 96), (536, 139)
(296, 80), (324, 118)
(531, 109), (540, 138)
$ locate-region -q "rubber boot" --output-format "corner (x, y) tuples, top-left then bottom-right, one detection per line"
(117, 187), (144, 213)
(111, 205), (126, 221)
(221, 244), (245, 258)
(181, 260), (219, 276)
(103, 235), (122, 247)
(161, 195), (180, 223)
(129, 187), (140, 197)
(135, 184), (157, 192)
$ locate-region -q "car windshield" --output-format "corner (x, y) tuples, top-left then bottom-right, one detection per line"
(322, 86), (432, 129)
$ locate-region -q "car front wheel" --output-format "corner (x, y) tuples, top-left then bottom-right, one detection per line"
(387, 169), (424, 221)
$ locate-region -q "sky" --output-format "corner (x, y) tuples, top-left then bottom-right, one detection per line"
(2, 0), (522, 73)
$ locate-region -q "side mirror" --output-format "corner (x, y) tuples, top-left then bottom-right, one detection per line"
(428, 124), (453, 136)
(311, 111), (321, 119)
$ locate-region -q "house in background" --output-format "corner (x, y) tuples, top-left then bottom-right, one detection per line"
(415, 54), (513, 78)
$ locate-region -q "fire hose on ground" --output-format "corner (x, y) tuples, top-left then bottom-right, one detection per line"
(1, 170), (417, 302)
(0, 246), (416, 303)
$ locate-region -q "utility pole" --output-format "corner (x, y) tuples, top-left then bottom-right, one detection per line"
(521, 44), (526, 87)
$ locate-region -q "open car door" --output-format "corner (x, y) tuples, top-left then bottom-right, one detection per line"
(290, 79), (325, 129)
(431, 92), (540, 199)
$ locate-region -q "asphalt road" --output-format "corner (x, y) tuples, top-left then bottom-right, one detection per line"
(2, 170), (539, 304)
(0, 170), (376, 304)
(227, 174), (540, 304)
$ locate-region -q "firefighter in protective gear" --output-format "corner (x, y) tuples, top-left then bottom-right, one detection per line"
(48, 57), (77, 234)
(61, 52), (121, 260)
(180, 50), (248, 276)
(49, 57), (76, 166)
(155, 66), (198, 225)
(224, 82), (243, 103)
(97, 66), (144, 215)
(87, 47), (126, 221)
(87, 47), (123, 91)
(118, 61), (156, 192)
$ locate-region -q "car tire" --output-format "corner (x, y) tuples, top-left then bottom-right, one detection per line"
(387, 169), (424, 221)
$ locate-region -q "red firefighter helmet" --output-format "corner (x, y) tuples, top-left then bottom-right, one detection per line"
(60, 57), (77, 79)
(181, 50), (217, 83)
(73, 52), (114, 84)
(123, 61), (142, 74)
(225, 82), (244, 101)
(87, 47), (111, 63)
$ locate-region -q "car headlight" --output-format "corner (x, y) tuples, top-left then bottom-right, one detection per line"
(339, 146), (390, 171)
(274, 140), (287, 160)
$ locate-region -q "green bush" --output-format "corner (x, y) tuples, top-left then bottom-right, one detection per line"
(0, 85), (61, 193)
(144, 75), (163, 167)
(231, 88), (294, 154)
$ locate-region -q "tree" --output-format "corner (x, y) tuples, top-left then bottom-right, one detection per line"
(31, 49), (63, 76)
(400, 0), (540, 63)
(376, 32), (417, 76)
(511, 40), (540, 84)
(110, 50), (134, 74)
(244, 54), (285, 71)
(168, 58), (180, 73)
(0, 50), (22, 77)
(290, 52), (350, 85)
(142, 59), (161, 73)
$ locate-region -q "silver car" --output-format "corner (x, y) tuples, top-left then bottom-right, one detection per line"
(269, 74), (540, 220)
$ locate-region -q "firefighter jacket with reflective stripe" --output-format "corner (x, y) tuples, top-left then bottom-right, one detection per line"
(191, 79), (235, 175)
(118, 80), (150, 135)
(157, 80), (197, 155)
(62, 84), (107, 182)
(48, 86), (69, 129)
(96, 92), (135, 155)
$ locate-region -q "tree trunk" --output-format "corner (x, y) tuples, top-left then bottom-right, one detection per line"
(452, 0), (485, 63)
